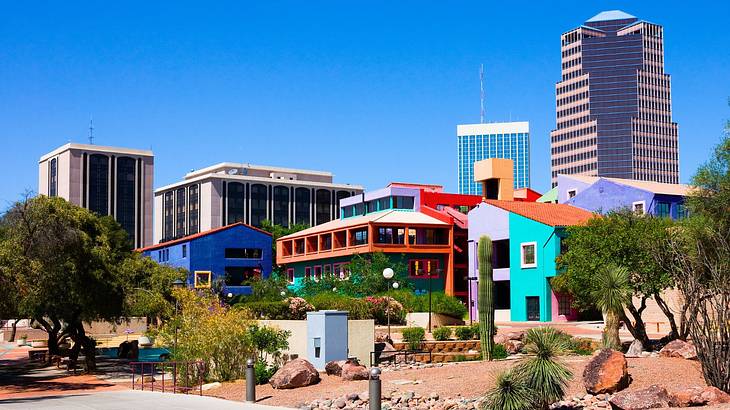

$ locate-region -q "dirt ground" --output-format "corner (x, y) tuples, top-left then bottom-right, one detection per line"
(205, 356), (709, 408)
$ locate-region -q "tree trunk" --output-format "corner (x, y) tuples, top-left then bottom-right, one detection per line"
(603, 310), (622, 350)
(623, 297), (650, 347)
(654, 293), (680, 340)
(67, 322), (96, 373)
(8, 321), (18, 342)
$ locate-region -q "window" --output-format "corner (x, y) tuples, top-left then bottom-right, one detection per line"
(315, 189), (331, 225)
(352, 228), (368, 245)
(393, 196), (414, 209)
(250, 184), (268, 227)
(323, 264), (332, 277)
(320, 234), (332, 250)
(227, 182), (245, 224)
(656, 201), (670, 218)
(333, 263), (350, 279)
(377, 197), (389, 211)
(313, 266), (322, 281)
(295, 239), (305, 254)
(175, 187), (186, 237)
(409, 259), (440, 278)
(188, 184), (199, 234)
(632, 201), (646, 215)
(295, 188), (311, 226)
(493, 239), (510, 269)
(408, 228), (416, 245)
(88, 154), (109, 216)
(376, 227), (395, 244)
(567, 189), (577, 199)
(273, 186), (290, 227)
(224, 266), (260, 286)
(305, 267), (312, 280)
(194, 271), (211, 288)
(520, 242), (537, 268)
(287, 268), (295, 284)
(182, 244), (187, 258)
(163, 191), (174, 240)
(677, 203), (688, 219)
(342, 205), (355, 218)
(225, 248), (263, 259)
(557, 294), (572, 316)
(49, 158), (58, 197)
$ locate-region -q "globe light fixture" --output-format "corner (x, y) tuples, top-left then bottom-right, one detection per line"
(392, 282), (399, 289)
(382, 268), (394, 280)
(227, 292), (233, 298)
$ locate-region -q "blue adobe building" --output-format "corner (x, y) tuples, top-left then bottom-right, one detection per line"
(140, 223), (273, 296)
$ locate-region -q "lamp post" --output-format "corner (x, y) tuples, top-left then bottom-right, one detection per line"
(466, 276), (478, 325)
(171, 279), (185, 355)
(382, 268), (395, 341)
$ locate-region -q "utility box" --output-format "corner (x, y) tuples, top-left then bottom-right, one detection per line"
(306, 310), (348, 370)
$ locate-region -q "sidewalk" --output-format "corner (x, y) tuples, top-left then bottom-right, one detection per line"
(0, 390), (293, 409)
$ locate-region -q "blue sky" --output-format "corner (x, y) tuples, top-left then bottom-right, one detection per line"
(1, 1), (728, 206)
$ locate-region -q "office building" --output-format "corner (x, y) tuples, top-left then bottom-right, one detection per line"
(154, 162), (363, 244)
(550, 10), (679, 186)
(38, 143), (154, 248)
(457, 122), (530, 195)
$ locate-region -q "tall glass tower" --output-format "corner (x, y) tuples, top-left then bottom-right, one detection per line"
(457, 121), (530, 195)
(550, 10), (679, 186)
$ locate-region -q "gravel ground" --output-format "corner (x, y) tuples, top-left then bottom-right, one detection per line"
(204, 356), (709, 408)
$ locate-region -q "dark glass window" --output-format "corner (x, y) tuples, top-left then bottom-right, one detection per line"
(49, 158), (58, 197)
(354, 202), (365, 215)
(352, 228), (368, 245)
(393, 196), (414, 209)
(656, 202), (670, 218)
(88, 154), (109, 215)
(182, 244), (187, 258)
(493, 239), (510, 269)
(175, 188), (186, 237)
(377, 197), (389, 211)
(273, 186), (289, 227)
(163, 191), (174, 241)
(336, 191), (351, 214)
(116, 157), (136, 242)
(188, 185), (199, 234)
(295, 188), (310, 226)
(376, 227), (404, 244)
(224, 248), (263, 259)
(227, 182), (245, 224)
(315, 189), (331, 225)
(494, 281), (510, 310)
(250, 184), (268, 227)
(224, 266), (261, 286)
(677, 203), (688, 219)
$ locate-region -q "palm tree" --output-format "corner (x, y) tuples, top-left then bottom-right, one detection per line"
(483, 369), (536, 410)
(516, 327), (573, 409)
(592, 264), (632, 350)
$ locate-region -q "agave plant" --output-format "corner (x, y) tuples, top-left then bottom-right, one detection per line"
(515, 327), (573, 409)
(482, 369), (536, 410)
(591, 264), (632, 350)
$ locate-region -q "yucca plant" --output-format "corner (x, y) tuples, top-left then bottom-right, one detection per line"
(515, 327), (573, 409)
(482, 369), (536, 410)
(591, 264), (632, 350)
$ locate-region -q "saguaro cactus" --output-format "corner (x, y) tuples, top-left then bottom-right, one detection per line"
(478, 235), (495, 361)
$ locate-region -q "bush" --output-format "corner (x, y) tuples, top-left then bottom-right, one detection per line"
(401, 327), (426, 350)
(492, 344), (509, 360)
(235, 300), (289, 319)
(365, 296), (406, 325)
(470, 323), (482, 339)
(306, 292), (371, 319)
(433, 326), (453, 341)
(483, 369), (536, 410)
(454, 326), (474, 340)
(389, 290), (467, 319)
(254, 358), (278, 385)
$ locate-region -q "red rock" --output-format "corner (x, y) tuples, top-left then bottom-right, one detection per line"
(493, 334), (510, 345)
(583, 349), (630, 394)
(670, 386), (730, 407)
(503, 339), (524, 354)
(659, 339), (697, 360)
(269, 358), (320, 389)
(506, 331), (526, 342)
(609, 385), (671, 409)
(341, 359), (369, 381)
(325, 360), (346, 376)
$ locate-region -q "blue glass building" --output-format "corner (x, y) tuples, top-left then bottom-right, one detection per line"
(457, 122), (530, 194)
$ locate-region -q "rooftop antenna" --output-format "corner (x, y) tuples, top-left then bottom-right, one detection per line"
(88, 117), (94, 145)
(480, 64), (485, 124)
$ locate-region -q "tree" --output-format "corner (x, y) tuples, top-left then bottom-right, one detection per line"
(477, 235), (495, 361)
(592, 265), (632, 350)
(658, 128), (730, 392)
(554, 210), (681, 346)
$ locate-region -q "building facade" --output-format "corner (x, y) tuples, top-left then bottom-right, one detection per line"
(457, 122), (530, 194)
(154, 162), (363, 244)
(550, 10), (679, 186)
(557, 174), (689, 218)
(277, 183), (482, 299)
(139, 223), (273, 296)
(38, 143), (154, 248)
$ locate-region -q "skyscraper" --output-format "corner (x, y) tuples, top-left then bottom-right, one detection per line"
(457, 121), (530, 195)
(550, 10), (679, 186)
(38, 143), (154, 248)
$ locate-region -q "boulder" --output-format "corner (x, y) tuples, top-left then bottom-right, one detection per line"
(493, 334), (510, 345)
(583, 349), (630, 394)
(625, 340), (644, 358)
(377, 342), (397, 361)
(325, 360), (346, 376)
(504, 339), (524, 354)
(670, 386), (730, 407)
(506, 331), (526, 342)
(609, 385), (671, 409)
(659, 339), (697, 360)
(269, 358), (320, 389)
(341, 359), (369, 381)
(118, 340), (139, 359)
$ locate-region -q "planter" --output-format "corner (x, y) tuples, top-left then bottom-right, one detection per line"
(138, 336), (153, 348)
(31, 340), (48, 348)
(405, 312), (464, 329)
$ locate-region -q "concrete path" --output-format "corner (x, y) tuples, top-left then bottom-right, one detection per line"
(0, 390), (292, 409)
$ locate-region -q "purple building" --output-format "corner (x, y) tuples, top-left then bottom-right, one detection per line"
(550, 10), (679, 186)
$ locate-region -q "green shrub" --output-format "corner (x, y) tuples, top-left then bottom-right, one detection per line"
(365, 296), (406, 325)
(492, 344), (509, 360)
(254, 358), (278, 385)
(401, 327), (426, 350)
(306, 292), (371, 319)
(433, 326), (453, 341)
(235, 300), (289, 320)
(454, 326), (474, 340)
(470, 323), (482, 339)
(483, 369), (536, 410)
(388, 291), (466, 319)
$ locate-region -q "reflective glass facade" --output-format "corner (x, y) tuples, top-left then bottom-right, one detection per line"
(457, 128), (530, 195)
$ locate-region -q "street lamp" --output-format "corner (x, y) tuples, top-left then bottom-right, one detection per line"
(382, 268), (395, 341)
(171, 279), (185, 355)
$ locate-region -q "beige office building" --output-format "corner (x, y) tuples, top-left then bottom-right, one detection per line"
(38, 143), (154, 248)
(154, 163), (363, 244)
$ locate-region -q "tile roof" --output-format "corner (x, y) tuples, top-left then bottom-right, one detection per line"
(483, 200), (595, 227)
(136, 222), (271, 252)
(559, 174), (692, 196)
(278, 210), (449, 240)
